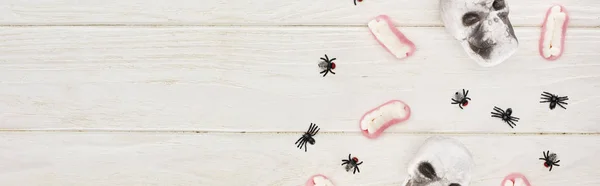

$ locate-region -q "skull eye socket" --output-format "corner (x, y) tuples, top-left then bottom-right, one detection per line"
(492, 0), (505, 10)
(462, 12), (480, 26)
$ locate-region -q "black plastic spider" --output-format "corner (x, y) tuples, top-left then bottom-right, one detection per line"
(539, 150), (560, 171)
(540, 91), (568, 110)
(318, 54), (336, 77)
(341, 154), (363, 174)
(295, 123), (320, 152)
(491, 106), (520, 128)
(353, 0), (363, 5)
(451, 89), (471, 109)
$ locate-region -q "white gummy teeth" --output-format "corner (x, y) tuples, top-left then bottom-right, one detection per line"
(306, 175), (334, 186)
(501, 173), (532, 186)
(539, 5), (569, 60)
(367, 15), (416, 60)
(359, 100), (411, 139)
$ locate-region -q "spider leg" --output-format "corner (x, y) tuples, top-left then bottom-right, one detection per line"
(308, 124), (316, 133)
(354, 0), (357, 5)
(558, 96), (569, 101)
(493, 107), (504, 114)
(451, 98), (459, 104)
(312, 127), (320, 136)
(549, 165), (553, 172)
(322, 70), (329, 77)
(357, 161), (363, 165)
(558, 101), (568, 105)
(295, 137), (303, 145)
(348, 154), (351, 160)
(330, 58), (336, 61)
(459, 104), (463, 109)
(491, 112), (503, 116)
(507, 120), (517, 128)
(540, 100), (551, 103)
(303, 142), (308, 152)
(554, 160), (560, 164)
(556, 102), (566, 109)
(329, 70), (335, 74)
(320, 57), (327, 61)
(543, 151), (547, 159)
(539, 158), (545, 160)
(542, 92), (554, 97)
(462, 89), (467, 97)
(505, 120), (515, 128)
(320, 69), (328, 74)
(510, 116), (520, 121)
(491, 115), (503, 118)
(324, 54), (329, 61)
(342, 161), (349, 165)
(297, 140), (306, 148)
(355, 166), (360, 174)
(466, 97), (471, 100)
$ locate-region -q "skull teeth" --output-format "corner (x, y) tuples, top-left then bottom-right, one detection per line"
(359, 100), (411, 139)
(367, 15), (416, 60)
(539, 5), (569, 60)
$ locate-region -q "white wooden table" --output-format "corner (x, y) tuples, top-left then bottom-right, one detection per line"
(0, 0), (599, 185)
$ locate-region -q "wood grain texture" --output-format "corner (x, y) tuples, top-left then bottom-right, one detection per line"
(0, 0), (599, 26)
(0, 133), (598, 186)
(0, 27), (598, 132)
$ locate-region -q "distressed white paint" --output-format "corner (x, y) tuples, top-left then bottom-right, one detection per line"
(0, 133), (599, 186)
(0, 27), (598, 132)
(0, 0), (599, 185)
(0, 0), (599, 26)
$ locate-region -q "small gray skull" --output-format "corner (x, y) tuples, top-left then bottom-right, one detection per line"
(441, 0), (518, 67)
(402, 136), (475, 186)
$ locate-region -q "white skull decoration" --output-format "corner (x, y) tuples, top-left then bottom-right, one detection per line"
(441, 0), (518, 67)
(402, 136), (475, 186)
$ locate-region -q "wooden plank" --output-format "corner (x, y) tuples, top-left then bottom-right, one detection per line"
(0, 133), (597, 185)
(0, 27), (598, 132)
(0, 0), (599, 26)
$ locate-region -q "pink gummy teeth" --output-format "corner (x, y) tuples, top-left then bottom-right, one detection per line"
(501, 173), (532, 186)
(305, 174), (335, 186)
(359, 100), (411, 139)
(368, 15), (416, 60)
(539, 5), (569, 61)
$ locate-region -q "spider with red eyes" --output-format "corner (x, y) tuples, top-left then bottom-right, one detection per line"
(318, 54), (336, 77)
(341, 154), (363, 174)
(451, 89), (471, 109)
(539, 150), (560, 172)
(353, 0), (363, 5)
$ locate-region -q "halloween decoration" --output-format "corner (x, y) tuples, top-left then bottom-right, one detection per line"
(539, 5), (569, 60)
(402, 136), (475, 186)
(451, 89), (471, 109)
(295, 123), (320, 152)
(359, 100), (411, 139)
(501, 173), (532, 186)
(440, 0), (519, 67)
(491, 106), (519, 128)
(318, 54), (336, 77)
(540, 91), (568, 110)
(341, 154), (363, 174)
(368, 15), (416, 60)
(306, 174), (335, 186)
(539, 150), (560, 171)
(353, 0), (362, 5)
